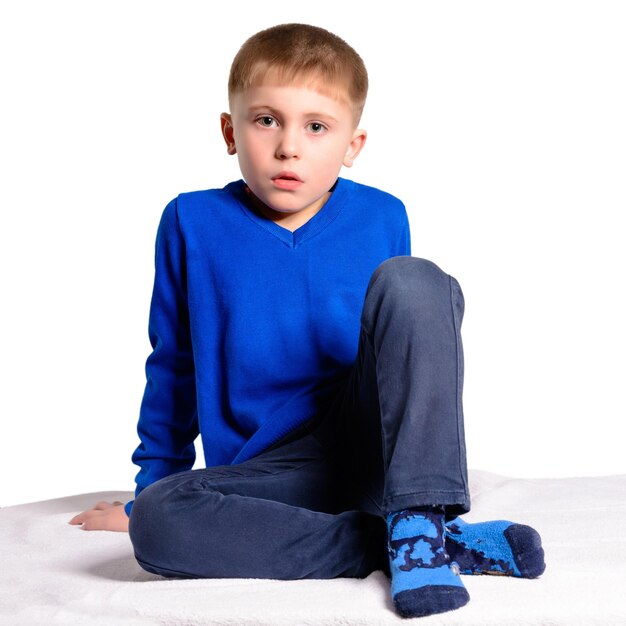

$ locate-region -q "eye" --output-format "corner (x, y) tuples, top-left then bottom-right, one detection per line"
(307, 122), (327, 134)
(256, 115), (277, 128)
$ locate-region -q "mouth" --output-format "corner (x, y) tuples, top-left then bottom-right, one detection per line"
(272, 172), (302, 182)
(272, 172), (303, 190)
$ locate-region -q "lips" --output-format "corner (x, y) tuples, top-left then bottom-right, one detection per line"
(272, 172), (303, 190)
(272, 171), (302, 182)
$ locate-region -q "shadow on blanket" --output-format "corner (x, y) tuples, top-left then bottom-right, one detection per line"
(87, 555), (161, 583)
(1, 470), (625, 626)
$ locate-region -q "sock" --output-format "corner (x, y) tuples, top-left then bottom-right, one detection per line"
(386, 508), (470, 618)
(445, 516), (546, 578)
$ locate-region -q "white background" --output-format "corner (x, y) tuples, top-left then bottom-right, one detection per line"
(1, 1), (624, 507)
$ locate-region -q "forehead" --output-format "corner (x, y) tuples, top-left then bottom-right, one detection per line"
(232, 66), (353, 110)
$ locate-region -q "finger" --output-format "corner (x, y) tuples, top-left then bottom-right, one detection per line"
(69, 504), (126, 529)
(80, 509), (109, 529)
(68, 510), (93, 524)
(81, 517), (108, 531)
(94, 501), (115, 510)
(69, 506), (106, 524)
(81, 510), (128, 532)
(69, 502), (110, 523)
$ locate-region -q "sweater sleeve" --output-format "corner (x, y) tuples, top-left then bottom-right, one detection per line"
(396, 201), (412, 256)
(125, 198), (199, 517)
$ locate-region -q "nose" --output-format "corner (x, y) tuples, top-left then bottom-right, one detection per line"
(275, 127), (299, 160)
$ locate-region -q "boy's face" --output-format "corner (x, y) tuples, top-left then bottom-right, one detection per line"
(221, 81), (366, 222)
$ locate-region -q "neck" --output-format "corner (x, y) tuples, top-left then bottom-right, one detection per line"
(245, 188), (332, 232)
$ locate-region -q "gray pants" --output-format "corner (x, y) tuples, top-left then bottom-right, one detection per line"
(129, 256), (470, 580)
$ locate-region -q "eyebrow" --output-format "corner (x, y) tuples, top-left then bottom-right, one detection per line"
(247, 105), (339, 123)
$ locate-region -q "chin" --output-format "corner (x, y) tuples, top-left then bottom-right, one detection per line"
(263, 196), (308, 214)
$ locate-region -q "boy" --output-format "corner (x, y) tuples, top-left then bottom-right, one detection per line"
(70, 23), (545, 618)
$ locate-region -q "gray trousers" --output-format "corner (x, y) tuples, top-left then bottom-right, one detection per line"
(129, 256), (470, 580)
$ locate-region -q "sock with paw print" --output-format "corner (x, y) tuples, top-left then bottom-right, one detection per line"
(386, 508), (470, 618)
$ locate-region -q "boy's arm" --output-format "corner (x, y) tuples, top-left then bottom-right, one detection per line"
(126, 198), (199, 514)
(70, 198), (198, 531)
(397, 201), (412, 256)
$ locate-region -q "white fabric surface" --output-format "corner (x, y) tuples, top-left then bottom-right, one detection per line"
(1, 470), (625, 625)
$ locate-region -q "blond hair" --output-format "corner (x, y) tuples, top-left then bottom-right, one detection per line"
(228, 23), (368, 124)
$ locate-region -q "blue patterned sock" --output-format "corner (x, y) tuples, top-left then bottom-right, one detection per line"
(445, 517), (546, 578)
(386, 509), (470, 618)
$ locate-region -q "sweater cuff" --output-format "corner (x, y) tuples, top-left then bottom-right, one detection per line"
(124, 500), (134, 517)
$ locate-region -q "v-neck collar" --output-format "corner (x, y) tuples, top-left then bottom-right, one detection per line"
(231, 178), (348, 249)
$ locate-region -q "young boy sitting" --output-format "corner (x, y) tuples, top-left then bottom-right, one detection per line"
(70, 23), (545, 618)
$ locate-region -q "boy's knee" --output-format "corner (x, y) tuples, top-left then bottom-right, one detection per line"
(128, 473), (203, 572)
(367, 255), (459, 303)
(371, 256), (449, 289)
(128, 483), (164, 565)
(129, 471), (237, 578)
(361, 256), (464, 333)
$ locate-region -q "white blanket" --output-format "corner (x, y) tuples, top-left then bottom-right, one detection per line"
(1, 470), (625, 625)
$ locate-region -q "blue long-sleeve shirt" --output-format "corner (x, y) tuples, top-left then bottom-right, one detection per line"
(126, 177), (411, 515)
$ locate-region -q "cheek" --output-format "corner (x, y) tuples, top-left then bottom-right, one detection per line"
(316, 140), (349, 168)
(240, 134), (268, 163)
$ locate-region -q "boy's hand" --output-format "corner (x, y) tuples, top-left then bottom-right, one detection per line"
(68, 500), (129, 532)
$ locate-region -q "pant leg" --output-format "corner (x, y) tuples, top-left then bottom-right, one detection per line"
(314, 256), (471, 517)
(129, 255), (470, 581)
(128, 428), (387, 580)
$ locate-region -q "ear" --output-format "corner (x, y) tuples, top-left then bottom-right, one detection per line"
(220, 113), (237, 155)
(342, 128), (367, 168)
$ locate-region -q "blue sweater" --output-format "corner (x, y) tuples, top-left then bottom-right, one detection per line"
(126, 177), (411, 516)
